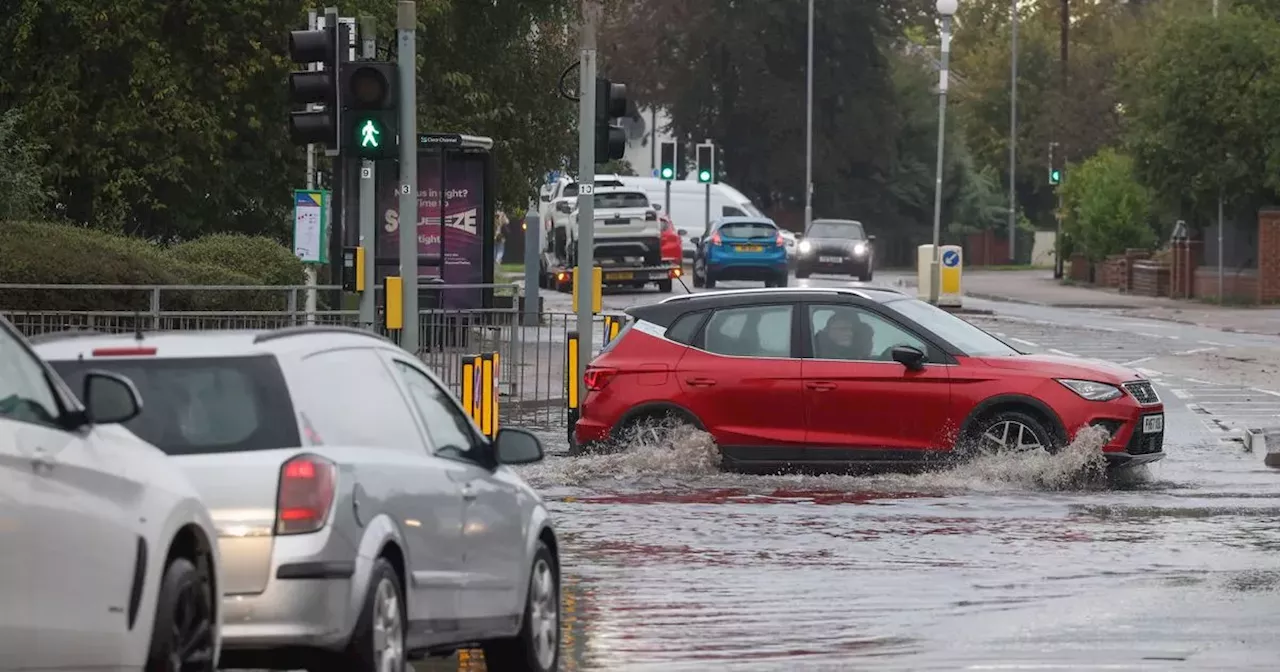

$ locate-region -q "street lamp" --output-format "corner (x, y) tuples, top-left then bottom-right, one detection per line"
(804, 0), (815, 232)
(929, 0), (958, 305)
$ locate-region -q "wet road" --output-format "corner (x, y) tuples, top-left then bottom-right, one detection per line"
(457, 271), (1280, 670)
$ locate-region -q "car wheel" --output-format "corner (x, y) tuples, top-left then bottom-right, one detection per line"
(482, 542), (560, 672)
(705, 269), (717, 289)
(310, 558), (405, 672)
(146, 557), (216, 672)
(691, 258), (705, 288)
(775, 271), (789, 287)
(965, 410), (1058, 456)
(657, 279), (673, 292)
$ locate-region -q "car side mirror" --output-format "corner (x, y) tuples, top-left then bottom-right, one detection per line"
(494, 427), (544, 465)
(890, 345), (926, 371)
(867, 234), (876, 242)
(653, 204), (662, 211)
(555, 201), (573, 214)
(82, 370), (142, 424)
(540, 194), (551, 202)
(677, 229), (688, 236)
(690, 236), (700, 246)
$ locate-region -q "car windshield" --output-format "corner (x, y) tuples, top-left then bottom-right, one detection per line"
(718, 221), (777, 239)
(595, 191), (649, 209)
(882, 299), (1020, 357)
(808, 221), (865, 239)
(47, 355), (301, 455)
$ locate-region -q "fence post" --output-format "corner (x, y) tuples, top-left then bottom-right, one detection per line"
(566, 330), (579, 446)
(149, 287), (161, 331)
(287, 289), (299, 326)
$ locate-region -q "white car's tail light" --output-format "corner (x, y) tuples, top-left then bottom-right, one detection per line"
(276, 454), (337, 535)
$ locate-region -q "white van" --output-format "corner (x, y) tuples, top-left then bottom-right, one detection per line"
(616, 176), (765, 258)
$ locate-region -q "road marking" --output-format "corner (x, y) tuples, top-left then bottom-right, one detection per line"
(1175, 346), (1218, 355)
(1198, 340), (1226, 346)
(1136, 331), (1170, 339)
(1136, 367), (1164, 378)
(1010, 337), (1039, 347)
(1170, 389), (1190, 399)
(1122, 356), (1153, 366)
(1252, 388), (1280, 397)
(1048, 348), (1078, 357)
(1185, 377), (1219, 385)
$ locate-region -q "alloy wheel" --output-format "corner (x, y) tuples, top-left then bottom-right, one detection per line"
(529, 558), (559, 670)
(979, 419), (1045, 453)
(166, 574), (215, 672)
(371, 578), (404, 672)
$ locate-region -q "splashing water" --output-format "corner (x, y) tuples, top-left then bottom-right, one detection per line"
(520, 422), (1117, 493)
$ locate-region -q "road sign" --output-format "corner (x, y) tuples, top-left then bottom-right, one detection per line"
(292, 189), (330, 264)
(942, 250), (960, 267)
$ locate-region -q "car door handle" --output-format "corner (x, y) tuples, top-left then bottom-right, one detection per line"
(30, 455), (54, 473)
(685, 377), (717, 387)
(461, 486), (478, 502)
(806, 381), (837, 391)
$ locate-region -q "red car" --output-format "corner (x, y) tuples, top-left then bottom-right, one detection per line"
(658, 212), (682, 264)
(574, 286), (1165, 470)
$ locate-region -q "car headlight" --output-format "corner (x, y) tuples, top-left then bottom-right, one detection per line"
(798, 240), (811, 253)
(1057, 379), (1123, 401)
(853, 243), (867, 255)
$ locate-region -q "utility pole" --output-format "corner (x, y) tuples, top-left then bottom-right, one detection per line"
(397, 0), (419, 353)
(575, 0), (601, 395)
(1008, 0), (1018, 264)
(305, 9), (319, 324)
(804, 0), (815, 231)
(356, 16), (377, 328)
(1053, 0), (1069, 280)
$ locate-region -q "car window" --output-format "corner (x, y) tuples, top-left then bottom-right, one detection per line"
(882, 298), (1019, 357)
(717, 221), (777, 239)
(595, 191), (649, 209)
(703, 305), (792, 358)
(722, 206), (747, 217)
(49, 354), (301, 455)
(0, 326), (61, 427)
(809, 305), (934, 363)
(392, 361), (482, 462)
(561, 183), (578, 198)
(665, 310), (707, 345)
(293, 348), (425, 451)
(808, 221), (866, 239)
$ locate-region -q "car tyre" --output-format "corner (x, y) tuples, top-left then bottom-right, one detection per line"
(796, 266), (811, 279)
(774, 271), (789, 288)
(310, 558), (406, 672)
(964, 409), (1059, 457)
(705, 271), (717, 289)
(146, 556), (216, 672)
(482, 542), (560, 672)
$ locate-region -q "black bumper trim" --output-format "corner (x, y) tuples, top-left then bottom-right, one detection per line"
(276, 561), (356, 580)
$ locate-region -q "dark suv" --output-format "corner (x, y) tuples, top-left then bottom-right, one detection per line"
(795, 219), (874, 280)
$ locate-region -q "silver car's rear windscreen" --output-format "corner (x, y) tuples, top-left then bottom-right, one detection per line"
(49, 355), (301, 455)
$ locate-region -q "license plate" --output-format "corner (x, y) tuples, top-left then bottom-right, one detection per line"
(603, 218), (630, 226)
(819, 256), (842, 263)
(605, 271), (634, 281)
(1142, 414), (1164, 434)
(735, 245), (763, 252)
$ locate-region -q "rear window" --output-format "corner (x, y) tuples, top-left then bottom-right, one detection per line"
(718, 221), (777, 239)
(595, 192), (649, 209)
(48, 355), (301, 455)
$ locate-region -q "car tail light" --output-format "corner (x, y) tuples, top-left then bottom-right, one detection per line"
(584, 367), (617, 391)
(775, 232), (785, 247)
(276, 454), (337, 535)
(709, 231), (722, 246)
(92, 346), (157, 356)
(645, 210), (657, 221)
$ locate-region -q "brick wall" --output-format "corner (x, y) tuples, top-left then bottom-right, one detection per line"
(1069, 253), (1092, 283)
(1131, 261), (1170, 297)
(1098, 254), (1125, 288)
(1171, 240), (1203, 299)
(1194, 268), (1259, 302)
(1259, 208), (1280, 303)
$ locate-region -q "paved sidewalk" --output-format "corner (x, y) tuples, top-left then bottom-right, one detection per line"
(930, 269), (1280, 337)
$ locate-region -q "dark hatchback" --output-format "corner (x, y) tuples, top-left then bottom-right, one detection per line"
(795, 219), (874, 280)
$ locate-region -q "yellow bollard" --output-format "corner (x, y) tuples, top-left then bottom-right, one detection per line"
(570, 266), (603, 314)
(385, 276), (403, 330)
(461, 354), (477, 422)
(480, 353), (495, 439)
(492, 351), (500, 436)
(354, 247), (366, 292)
(566, 330), (579, 445)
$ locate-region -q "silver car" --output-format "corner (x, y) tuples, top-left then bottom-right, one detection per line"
(36, 326), (561, 672)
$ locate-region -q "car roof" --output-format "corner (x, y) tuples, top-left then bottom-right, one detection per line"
(29, 325), (392, 361)
(715, 216), (775, 226)
(629, 286), (909, 326)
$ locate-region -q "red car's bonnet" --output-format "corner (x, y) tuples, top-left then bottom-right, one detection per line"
(975, 353), (1147, 384)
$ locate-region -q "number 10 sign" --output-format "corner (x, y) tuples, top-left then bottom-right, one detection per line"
(293, 190), (331, 264)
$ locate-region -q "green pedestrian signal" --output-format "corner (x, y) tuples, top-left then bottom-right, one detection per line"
(358, 119), (381, 148)
(1049, 168), (1061, 185)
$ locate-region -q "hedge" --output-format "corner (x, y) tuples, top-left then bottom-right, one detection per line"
(0, 221), (308, 312)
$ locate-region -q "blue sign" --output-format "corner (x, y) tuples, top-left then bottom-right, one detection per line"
(942, 250), (960, 267)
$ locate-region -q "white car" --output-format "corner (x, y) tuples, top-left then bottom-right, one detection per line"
(558, 187), (664, 265)
(35, 325), (561, 672)
(1, 320), (221, 671)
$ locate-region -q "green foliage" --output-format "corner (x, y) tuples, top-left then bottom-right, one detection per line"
(0, 107), (49, 220)
(1058, 148), (1155, 261)
(598, 159), (637, 176)
(0, 222), (298, 311)
(1120, 11), (1280, 221)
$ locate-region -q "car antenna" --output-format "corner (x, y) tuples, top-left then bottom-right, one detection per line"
(675, 270), (694, 294)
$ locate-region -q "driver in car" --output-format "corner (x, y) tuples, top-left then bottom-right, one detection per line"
(814, 311), (874, 360)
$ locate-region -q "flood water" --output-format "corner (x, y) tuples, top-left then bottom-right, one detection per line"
(421, 406), (1280, 672)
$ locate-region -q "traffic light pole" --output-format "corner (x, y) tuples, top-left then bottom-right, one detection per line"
(397, 0), (419, 353)
(326, 8), (346, 312)
(664, 181), (670, 215)
(704, 184), (710, 238)
(575, 0), (600, 396)
(357, 18), (377, 328)
(304, 9), (320, 325)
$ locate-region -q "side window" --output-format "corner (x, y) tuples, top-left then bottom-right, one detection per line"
(0, 326), (61, 426)
(392, 361), (481, 462)
(722, 206), (747, 217)
(702, 305), (793, 358)
(295, 348), (426, 450)
(665, 310), (706, 345)
(808, 305), (933, 363)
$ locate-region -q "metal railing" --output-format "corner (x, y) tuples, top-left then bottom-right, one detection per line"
(1, 282), (602, 431)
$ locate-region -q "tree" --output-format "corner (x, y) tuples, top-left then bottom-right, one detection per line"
(0, 107), (49, 220)
(1058, 148), (1155, 261)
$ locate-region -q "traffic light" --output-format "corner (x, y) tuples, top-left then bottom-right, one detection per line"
(287, 14), (347, 150)
(659, 141), (677, 181)
(594, 77), (627, 163)
(340, 61), (399, 160)
(696, 142), (715, 184)
(1048, 141), (1061, 185)
(1049, 168), (1062, 185)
